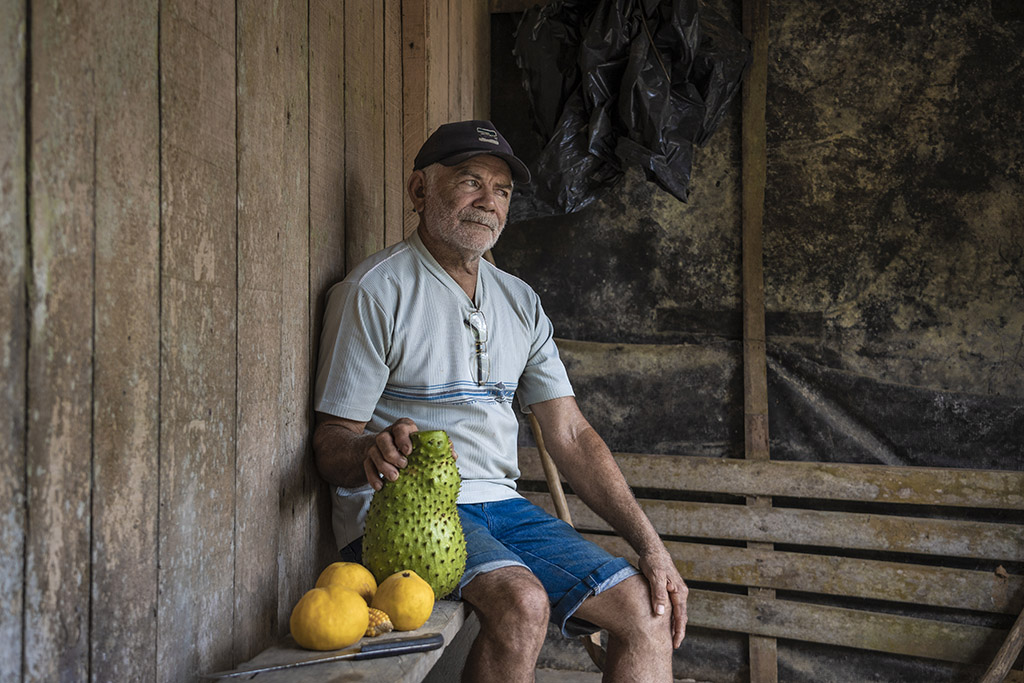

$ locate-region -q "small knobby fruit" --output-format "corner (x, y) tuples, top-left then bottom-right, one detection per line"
(371, 570), (435, 631)
(289, 585), (369, 651)
(315, 561), (377, 604)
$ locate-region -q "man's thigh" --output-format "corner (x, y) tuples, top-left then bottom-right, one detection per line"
(456, 498), (639, 636)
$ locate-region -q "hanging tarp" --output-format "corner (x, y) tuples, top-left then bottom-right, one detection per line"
(513, 0), (750, 218)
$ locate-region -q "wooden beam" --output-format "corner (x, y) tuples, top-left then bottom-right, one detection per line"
(518, 448), (1024, 509)
(687, 589), (1008, 665)
(742, 0), (771, 672)
(588, 535), (1024, 615)
(522, 493), (1024, 561)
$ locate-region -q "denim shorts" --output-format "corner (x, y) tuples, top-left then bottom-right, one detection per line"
(452, 497), (639, 638)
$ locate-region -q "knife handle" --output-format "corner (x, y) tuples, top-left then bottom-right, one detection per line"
(353, 633), (445, 659)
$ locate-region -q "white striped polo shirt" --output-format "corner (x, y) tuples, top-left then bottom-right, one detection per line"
(314, 229), (574, 549)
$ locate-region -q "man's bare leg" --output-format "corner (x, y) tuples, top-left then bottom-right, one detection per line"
(461, 566), (550, 683)
(573, 574), (674, 683)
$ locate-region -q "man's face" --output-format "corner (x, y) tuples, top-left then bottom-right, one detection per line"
(421, 155), (513, 257)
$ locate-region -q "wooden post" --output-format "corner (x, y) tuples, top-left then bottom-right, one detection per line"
(742, 0), (776, 682)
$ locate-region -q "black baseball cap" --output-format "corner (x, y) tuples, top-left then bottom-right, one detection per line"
(413, 120), (531, 183)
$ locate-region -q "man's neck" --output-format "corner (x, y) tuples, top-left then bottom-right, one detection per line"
(416, 226), (481, 301)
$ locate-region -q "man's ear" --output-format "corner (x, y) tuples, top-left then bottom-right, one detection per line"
(408, 170), (427, 212)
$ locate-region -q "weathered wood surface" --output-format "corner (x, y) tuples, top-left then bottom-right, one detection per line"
(687, 589), (1008, 665)
(236, 0), (310, 663)
(227, 600), (473, 683)
(309, 0), (347, 312)
(26, 0), (96, 678)
(980, 603), (1024, 683)
(0, 1), (26, 680)
(590, 535), (1024, 614)
(275, 0), (316, 641)
(384, 0), (406, 248)
(345, 0), (385, 270)
(90, 1), (161, 681)
(519, 448), (1024, 509)
(159, 0), (238, 679)
(523, 492), (1024, 560)
(5, 2), (488, 681)
(402, 0), (453, 236)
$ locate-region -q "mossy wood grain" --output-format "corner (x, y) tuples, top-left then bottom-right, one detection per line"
(590, 535), (1023, 615)
(519, 448), (1024, 509)
(687, 589), (1007, 665)
(523, 493), (1024, 560)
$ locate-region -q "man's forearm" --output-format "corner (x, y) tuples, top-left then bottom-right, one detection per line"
(550, 426), (663, 556)
(312, 420), (372, 488)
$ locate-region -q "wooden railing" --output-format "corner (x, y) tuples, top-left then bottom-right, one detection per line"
(519, 449), (1024, 678)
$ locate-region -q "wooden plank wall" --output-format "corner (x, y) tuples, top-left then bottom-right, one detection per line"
(0, 1), (487, 681)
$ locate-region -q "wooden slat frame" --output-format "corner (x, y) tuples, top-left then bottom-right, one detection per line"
(519, 448), (1024, 509)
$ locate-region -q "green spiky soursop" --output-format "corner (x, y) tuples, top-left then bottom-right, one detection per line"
(362, 430), (467, 597)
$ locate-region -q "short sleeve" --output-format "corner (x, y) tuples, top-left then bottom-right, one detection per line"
(517, 295), (574, 410)
(314, 281), (393, 422)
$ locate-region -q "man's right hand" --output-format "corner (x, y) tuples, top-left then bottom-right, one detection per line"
(363, 417), (419, 490)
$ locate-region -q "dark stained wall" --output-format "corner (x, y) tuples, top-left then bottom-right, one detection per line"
(492, 1), (1022, 681)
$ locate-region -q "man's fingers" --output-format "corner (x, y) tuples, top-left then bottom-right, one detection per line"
(669, 579), (689, 648)
(390, 418), (418, 455)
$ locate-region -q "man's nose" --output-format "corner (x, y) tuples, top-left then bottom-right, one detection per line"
(473, 187), (499, 210)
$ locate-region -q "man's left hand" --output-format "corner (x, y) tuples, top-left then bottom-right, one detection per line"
(638, 548), (688, 648)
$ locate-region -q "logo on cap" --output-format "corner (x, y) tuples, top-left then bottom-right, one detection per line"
(476, 127), (500, 145)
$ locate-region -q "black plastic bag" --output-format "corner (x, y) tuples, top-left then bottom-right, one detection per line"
(513, 0), (749, 218)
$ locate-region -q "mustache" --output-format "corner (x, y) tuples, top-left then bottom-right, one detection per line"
(458, 209), (500, 230)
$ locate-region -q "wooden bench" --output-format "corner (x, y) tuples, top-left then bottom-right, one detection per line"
(223, 600), (478, 682)
(519, 448), (1024, 681)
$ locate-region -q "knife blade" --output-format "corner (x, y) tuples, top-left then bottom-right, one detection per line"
(200, 632), (445, 679)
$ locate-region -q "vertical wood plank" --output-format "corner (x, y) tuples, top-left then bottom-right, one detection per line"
(90, 0), (161, 681)
(402, 0), (428, 236)
(470, 0), (490, 121)
(25, 0), (96, 678)
(742, 0), (775, 681)
(236, 0), (295, 661)
(384, 0), (405, 247)
(276, 0), (315, 638)
(0, 2), (27, 680)
(158, 0), (237, 678)
(344, 0), (385, 270)
(309, 0), (348, 574)
(425, 0), (450, 133)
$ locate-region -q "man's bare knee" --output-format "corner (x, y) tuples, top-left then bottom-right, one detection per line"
(463, 566), (550, 634)
(578, 575), (671, 644)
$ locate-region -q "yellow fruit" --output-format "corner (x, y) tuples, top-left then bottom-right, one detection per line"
(371, 570), (435, 631)
(315, 561), (377, 604)
(365, 607), (394, 637)
(289, 586), (369, 651)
